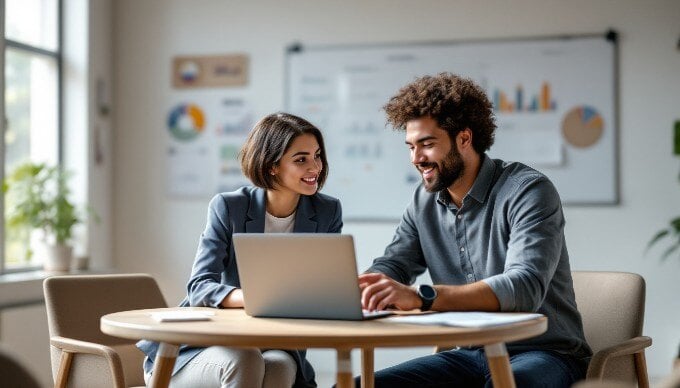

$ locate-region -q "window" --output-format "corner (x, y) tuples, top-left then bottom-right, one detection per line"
(2, 0), (61, 272)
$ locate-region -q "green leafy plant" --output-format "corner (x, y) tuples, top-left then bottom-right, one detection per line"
(649, 121), (680, 261)
(3, 162), (82, 249)
(648, 153), (680, 260)
(648, 217), (680, 261)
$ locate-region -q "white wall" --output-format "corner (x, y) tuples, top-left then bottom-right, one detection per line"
(113, 0), (680, 380)
(87, 0), (114, 270)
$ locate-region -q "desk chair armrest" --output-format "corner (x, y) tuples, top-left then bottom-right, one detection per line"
(50, 336), (126, 388)
(51, 336), (121, 359)
(587, 336), (652, 379)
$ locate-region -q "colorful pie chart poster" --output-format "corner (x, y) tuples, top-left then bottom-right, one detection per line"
(561, 105), (604, 148)
(167, 103), (205, 142)
(165, 98), (255, 197)
(166, 102), (212, 197)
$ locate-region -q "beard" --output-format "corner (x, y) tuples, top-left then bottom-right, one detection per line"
(419, 147), (465, 193)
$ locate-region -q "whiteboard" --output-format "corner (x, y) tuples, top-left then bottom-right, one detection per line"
(286, 34), (618, 220)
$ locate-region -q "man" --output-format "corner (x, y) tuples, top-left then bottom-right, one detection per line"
(359, 73), (591, 387)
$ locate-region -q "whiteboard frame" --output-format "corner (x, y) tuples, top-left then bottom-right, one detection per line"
(285, 31), (620, 221)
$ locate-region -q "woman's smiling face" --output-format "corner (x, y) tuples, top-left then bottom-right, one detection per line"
(271, 133), (323, 196)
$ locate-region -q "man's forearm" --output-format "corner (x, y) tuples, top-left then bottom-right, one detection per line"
(431, 281), (500, 312)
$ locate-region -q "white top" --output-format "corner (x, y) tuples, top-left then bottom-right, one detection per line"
(264, 211), (296, 233)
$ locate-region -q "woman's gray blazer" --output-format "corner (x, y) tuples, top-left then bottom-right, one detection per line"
(138, 186), (343, 388)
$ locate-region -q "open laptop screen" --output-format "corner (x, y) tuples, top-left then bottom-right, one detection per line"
(233, 234), (389, 320)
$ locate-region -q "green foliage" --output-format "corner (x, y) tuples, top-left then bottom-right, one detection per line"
(4, 162), (82, 245)
(647, 160), (680, 261)
(648, 216), (680, 261)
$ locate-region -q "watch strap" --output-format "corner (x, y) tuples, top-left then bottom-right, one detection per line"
(420, 296), (434, 311)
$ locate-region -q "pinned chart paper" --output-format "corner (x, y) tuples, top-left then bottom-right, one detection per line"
(151, 310), (216, 322)
(387, 312), (543, 328)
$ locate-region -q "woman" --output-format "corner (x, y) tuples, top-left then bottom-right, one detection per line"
(138, 112), (342, 388)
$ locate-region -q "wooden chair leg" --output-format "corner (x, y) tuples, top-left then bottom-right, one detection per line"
(55, 351), (73, 388)
(634, 351), (649, 388)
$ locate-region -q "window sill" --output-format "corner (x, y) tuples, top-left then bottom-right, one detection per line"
(0, 268), (114, 309)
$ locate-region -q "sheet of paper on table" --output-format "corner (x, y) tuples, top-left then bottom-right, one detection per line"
(387, 312), (543, 328)
(151, 310), (216, 322)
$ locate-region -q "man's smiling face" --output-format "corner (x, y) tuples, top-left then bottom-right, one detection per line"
(405, 116), (465, 193)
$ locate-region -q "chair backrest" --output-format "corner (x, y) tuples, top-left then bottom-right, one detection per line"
(571, 271), (646, 354)
(43, 273), (167, 386)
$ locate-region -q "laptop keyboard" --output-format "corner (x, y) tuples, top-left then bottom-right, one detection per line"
(362, 309), (393, 319)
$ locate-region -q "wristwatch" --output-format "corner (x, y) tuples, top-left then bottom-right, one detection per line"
(416, 284), (437, 311)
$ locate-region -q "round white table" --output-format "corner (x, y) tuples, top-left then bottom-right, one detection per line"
(101, 307), (547, 388)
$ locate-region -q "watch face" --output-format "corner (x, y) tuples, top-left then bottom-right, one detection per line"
(419, 285), (436, 299)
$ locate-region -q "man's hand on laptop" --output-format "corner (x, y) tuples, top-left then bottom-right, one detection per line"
(359, 273), (420, 311)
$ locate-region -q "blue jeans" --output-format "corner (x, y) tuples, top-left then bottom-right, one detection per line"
(354, 348), (588, 388)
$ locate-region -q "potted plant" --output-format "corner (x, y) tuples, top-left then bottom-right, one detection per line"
(649, 211), (680, 372)
(647, 120), (680, 370)
(3, 162), (84, 271)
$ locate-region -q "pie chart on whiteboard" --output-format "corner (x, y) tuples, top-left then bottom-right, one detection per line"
(167, 103), (205, 142)
(561, 105), (604, 148)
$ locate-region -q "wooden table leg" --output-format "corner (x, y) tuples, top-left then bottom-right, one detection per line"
(336, 349), (353, 388)
(149, 342), (179, 388)
(361, 348), (374, 388)
(485, 342), (515, 388)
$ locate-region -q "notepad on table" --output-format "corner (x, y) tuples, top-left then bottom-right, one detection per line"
(151, 310), (215, 322)
(387, 312), (543, 328)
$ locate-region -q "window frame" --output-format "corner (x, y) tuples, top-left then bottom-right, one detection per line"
(1, 0), (63, 274)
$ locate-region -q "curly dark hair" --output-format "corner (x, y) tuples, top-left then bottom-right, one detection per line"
(383, 73), (496, 154)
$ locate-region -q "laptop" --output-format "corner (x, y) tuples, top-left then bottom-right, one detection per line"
(233, 233), (392, 320)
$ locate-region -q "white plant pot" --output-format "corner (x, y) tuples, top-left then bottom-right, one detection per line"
(42, 243), (73, 272)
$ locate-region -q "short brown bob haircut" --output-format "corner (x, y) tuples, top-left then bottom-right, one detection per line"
(239, 112), (329, 190)
(383, 72), (496, 154)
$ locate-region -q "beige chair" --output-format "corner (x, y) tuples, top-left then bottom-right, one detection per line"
(573, 271), (652, 387)
(44, 274), (167, 388)
(572, 366), (680, 388)
(0, 345), (41, 388)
